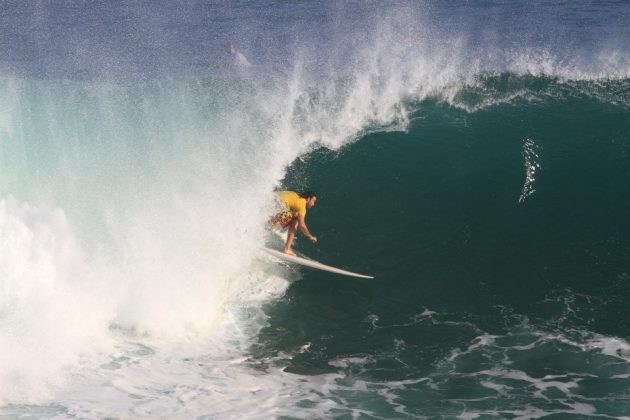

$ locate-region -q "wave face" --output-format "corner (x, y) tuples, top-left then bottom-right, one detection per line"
(1, 1), (630, 418)
(274, 77), (630, 416)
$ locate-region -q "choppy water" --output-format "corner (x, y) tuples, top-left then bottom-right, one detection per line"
(1, 1), (630, 418)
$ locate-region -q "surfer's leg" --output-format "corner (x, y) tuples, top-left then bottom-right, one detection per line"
(283, 218), (299, 256)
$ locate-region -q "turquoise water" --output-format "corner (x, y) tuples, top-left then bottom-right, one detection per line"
(1, 1), (630, 418)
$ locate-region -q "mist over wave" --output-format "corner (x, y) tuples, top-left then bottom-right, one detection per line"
(1, 0), (630, 415)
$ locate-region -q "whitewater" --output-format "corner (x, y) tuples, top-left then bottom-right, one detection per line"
(2, 1), (630, 418)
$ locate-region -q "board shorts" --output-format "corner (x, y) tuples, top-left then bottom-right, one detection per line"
(272, 209), (297, 228)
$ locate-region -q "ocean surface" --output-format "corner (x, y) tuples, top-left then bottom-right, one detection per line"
(1, 1), (630, 418)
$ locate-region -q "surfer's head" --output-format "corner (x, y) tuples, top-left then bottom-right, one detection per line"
(300, 191), (317, 208)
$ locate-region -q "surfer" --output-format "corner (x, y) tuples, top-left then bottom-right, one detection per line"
(225, 41), (251, 70)
(269, 191), (318, 256)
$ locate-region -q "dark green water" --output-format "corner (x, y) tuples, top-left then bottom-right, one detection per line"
(258, 76), (630, 417)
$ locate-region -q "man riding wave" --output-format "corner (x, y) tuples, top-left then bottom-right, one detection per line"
(269, 191), (317, 256)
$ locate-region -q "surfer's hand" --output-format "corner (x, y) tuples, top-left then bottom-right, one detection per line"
(309, 236), (317, 243)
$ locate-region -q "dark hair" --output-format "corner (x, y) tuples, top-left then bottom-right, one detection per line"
(299, 191), (317, 199)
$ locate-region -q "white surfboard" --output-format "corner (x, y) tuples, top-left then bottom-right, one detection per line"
(263, 247), (374, 279)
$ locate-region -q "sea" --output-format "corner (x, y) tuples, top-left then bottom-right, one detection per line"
(1, 1), (630, 418)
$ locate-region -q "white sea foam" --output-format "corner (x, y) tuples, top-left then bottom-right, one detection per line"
(0, 197), (114, 403)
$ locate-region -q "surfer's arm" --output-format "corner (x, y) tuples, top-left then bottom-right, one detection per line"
(298, 214), (317, 242)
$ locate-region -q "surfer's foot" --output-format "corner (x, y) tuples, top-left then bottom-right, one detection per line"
(283, 248), (296, 257)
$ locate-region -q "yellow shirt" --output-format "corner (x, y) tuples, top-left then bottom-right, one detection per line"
(276, 191), (307, 217)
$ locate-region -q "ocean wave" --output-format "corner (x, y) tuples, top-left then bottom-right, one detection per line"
(1, 1), (630, 414)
